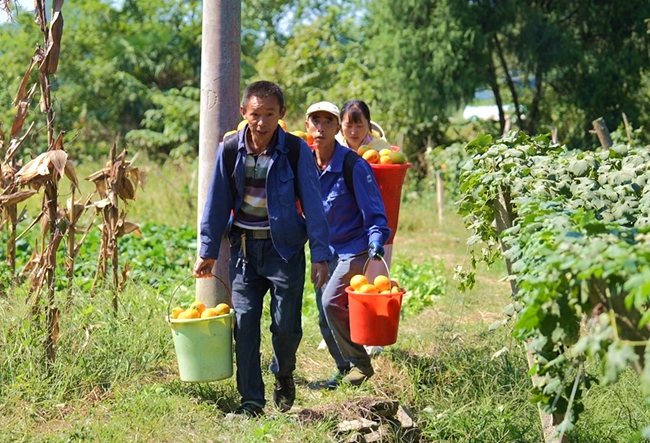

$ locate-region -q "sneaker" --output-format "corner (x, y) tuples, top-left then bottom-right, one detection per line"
(273, 376), (295, 412)
(342, 366), (374, 386)
(225, 403), (264, 419)
(364, 345), (384, 357)
(322, 371), (348, 390)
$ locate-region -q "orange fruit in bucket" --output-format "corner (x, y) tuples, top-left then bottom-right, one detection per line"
(190, 301), (206, 315)
(357, 145), (371, 156)
(350, 274), (369, 291)
(170, 306), (185, 319)
(359, 284), (379, 294)
(374, 275), (391, 292)
(201, 308), (219, 318)
(214, 303), (231, 316)
(362, 149), (380, 164)
(178, 307), (200, 319)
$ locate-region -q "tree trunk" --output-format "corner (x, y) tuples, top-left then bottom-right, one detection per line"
(527, 69), (544, 135)
(486, 46), (506, 134)
(493, 188), (517, 295)
(493, 34), (523, 128)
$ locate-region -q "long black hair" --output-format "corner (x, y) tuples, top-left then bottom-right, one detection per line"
(340, 100), (371, 129)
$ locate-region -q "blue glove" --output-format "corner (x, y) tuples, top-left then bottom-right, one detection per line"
(368, 241), (385, 260)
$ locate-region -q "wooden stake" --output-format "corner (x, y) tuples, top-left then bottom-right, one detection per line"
(622, 113), (632, 143)
(436, 171), (444, 225)
(591, 117), (612, 149)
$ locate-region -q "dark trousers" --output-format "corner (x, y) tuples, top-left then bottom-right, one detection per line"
(228, 233), (305, 407)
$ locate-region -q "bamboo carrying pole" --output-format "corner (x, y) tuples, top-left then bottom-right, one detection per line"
(196, 0), (241, 307)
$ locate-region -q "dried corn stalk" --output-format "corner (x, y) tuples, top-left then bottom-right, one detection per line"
(86, 143), (145, 312)
(1, 77), (38, 275)
(64, 192), (95, 311)
(1, 0), (12, 21)
(6, 0), (69, 364)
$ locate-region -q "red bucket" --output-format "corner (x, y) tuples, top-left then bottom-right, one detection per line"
(370, 163), (412, 244)
(346, 286), (404, 346)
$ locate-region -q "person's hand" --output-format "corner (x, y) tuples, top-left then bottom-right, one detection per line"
(193, 257), (216, 278)
(311, 261), (329, 289)
(368, 241), (385, 260)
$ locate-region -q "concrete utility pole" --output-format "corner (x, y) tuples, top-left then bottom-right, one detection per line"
(196, 0), (241, 306)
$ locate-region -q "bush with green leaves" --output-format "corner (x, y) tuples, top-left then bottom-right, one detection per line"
(457, 129), (650, 433)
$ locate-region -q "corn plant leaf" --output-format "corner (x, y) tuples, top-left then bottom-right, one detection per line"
(12, 60), (37, 108)
(15, 152), (50, 183)
(0, 189), (38, 206)
(48, 150), (68, 179)
(93, 198), (112, 209)
(34, 0), (48, 33)
(94, 180), (108, 197)
(128, 168), (147, 191)
(118, 177), (135, 201)
(16, 150), (69, 187)
(42, 4), (64, 75)
(64, 160), (79, 190)
(120, 221), (142, 238)
(84, 168), (110, 182)
(5, 122), (35, 163)
(10, 83), (37, 139)
(66, 197), (86, 224)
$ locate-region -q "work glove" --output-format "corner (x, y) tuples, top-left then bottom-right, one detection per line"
(368, 241), (385, 260)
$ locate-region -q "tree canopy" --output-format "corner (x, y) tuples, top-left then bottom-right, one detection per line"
(1, 0), (649, 160)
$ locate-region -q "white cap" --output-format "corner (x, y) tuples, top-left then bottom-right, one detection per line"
(306, 101), (340, 122)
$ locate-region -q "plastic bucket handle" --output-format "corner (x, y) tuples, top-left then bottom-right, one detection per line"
(166, 273), (232, 322)
(363, 255), (391, 289)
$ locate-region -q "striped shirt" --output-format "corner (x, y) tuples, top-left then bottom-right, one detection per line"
(233, 130), (275, 230)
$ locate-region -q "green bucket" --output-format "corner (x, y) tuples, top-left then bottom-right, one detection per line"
(169, 312), (234, 382)
(167, 275), (235, 382)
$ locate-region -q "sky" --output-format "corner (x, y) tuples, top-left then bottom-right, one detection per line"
(1, 0), (32, 24)
(2, 0), (123, 23)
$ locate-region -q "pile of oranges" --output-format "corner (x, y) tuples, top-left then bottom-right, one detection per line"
(349, 274), (404, 295)
(170, 301), (232, 320)
(358, 146), (407, 165)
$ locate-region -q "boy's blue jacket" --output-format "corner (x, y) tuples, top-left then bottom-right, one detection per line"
(199, 127), (333, 264)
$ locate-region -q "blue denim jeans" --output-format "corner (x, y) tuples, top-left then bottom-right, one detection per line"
(316, 252), (373, 374)
(228, 232), (305, 407)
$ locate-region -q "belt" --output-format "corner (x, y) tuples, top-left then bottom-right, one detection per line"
(233, 227), (272, 240)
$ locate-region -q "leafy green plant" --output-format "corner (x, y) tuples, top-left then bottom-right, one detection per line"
(423, 142), (471, 203)
(456, 129), (650, 431)
(391, 258), (446, 315)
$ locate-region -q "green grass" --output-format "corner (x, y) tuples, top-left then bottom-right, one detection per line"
(1, 159), (650, 442)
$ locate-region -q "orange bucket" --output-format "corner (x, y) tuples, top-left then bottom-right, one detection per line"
(347, 286), (404, 346)
(370, 163), (412, 244)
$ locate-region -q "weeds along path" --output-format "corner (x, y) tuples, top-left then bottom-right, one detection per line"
(292, 207), (545, 442)
(3, 196), (646, 441)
